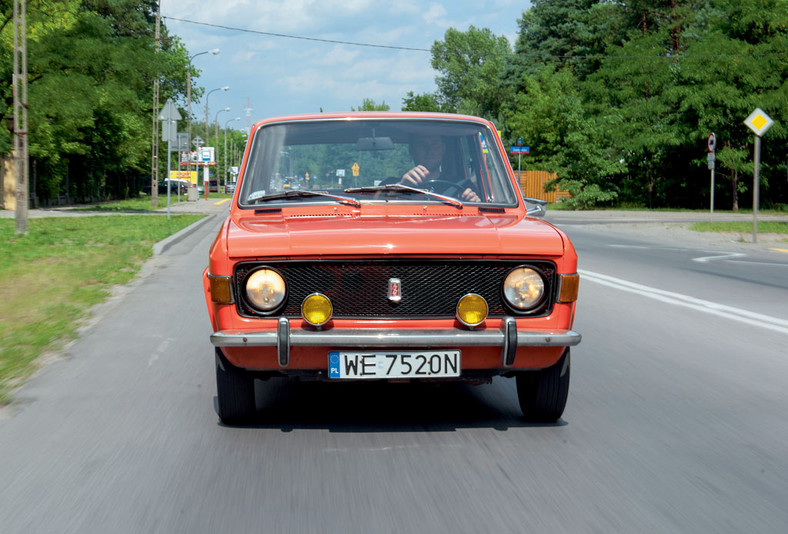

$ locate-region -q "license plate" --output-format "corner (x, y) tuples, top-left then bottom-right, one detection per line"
(328, 350), (461, 379)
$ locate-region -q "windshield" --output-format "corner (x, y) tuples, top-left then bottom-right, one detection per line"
(238, 118), (519, 208)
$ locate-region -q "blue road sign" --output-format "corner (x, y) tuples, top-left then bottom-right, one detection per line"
(510, 146), (530, 154)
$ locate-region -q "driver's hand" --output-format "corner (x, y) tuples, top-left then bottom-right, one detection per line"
(461, 188), (480, 202)
(400, 165), (429, 186)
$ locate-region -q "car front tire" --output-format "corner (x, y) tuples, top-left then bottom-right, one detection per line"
(215, 348), (256, 425)
(515, 348), (570, 423)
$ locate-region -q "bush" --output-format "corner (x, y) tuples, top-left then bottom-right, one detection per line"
(557, 180), (618, 210)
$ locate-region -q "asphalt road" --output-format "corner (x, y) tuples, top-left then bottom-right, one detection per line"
(1, 206), (787, 533)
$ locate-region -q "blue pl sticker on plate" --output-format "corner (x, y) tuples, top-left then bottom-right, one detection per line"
(328, 351), (340, 378)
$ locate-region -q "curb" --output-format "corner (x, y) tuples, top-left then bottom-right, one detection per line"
(153, 214), (217, 256)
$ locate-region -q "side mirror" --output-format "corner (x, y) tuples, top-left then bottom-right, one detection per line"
(524, 197), (547, 218)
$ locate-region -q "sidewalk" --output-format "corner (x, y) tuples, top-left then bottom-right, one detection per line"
(545, 209), (788, 224)
(546, 210), (788, 251)
(153, 197), (231, 216)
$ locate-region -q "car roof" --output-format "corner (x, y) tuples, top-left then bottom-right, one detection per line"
(249, 111), (495, 131)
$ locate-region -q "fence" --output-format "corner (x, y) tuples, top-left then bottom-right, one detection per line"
(516, 171), (571, 203)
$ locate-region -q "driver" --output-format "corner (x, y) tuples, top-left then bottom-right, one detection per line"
(400, 134), (480, 202)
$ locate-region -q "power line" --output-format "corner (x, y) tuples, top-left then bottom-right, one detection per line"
(163, 16), (786, 61)
(521, 51), (787, 60)
(162, 16), (431, 52)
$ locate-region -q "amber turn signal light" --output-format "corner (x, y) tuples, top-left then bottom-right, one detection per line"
(208, 274), (234, 305)
(558, 274), (580, 303)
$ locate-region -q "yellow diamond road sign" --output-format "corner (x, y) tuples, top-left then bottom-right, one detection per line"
(744, 108), (774, 137)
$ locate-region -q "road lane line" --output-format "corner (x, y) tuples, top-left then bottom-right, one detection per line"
(692, 252), (746, 263)
(578, 269), (788, 335)
(609, 245), (687, 252)
(214, 198), (230, 205)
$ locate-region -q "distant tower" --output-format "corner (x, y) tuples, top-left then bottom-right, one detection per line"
(244, 98), (254, 134)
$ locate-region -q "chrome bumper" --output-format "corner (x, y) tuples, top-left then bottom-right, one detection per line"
(211, 317), (581, 368)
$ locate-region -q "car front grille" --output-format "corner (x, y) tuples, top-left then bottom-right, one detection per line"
(235, 260), (556, 319)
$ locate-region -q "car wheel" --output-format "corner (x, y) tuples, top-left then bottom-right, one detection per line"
(515, 348), (570, 422)
(215, 348), (256, 424)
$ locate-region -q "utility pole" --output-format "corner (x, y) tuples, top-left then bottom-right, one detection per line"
(244, 98), (254, 135)
(187, 50), (220, 197)
(150, 3), (161, 208)
(13, 0), (28, 235)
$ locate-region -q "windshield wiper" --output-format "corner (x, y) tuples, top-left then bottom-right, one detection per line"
(344, 184), (464, 209)
(248, 189), (361, 207)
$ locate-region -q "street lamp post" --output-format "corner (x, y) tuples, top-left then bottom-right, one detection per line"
(213, 108), (231, 183)
(187, 49), (219, 194)
(203, 86), (228, 199)
(224, 117), (241, 190)
(214, 107), (230, 183)
(205, 86), (229, 145)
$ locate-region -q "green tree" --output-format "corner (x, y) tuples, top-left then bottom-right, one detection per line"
(0, 0), (190, 203)
(670, 0), (788, 210)
(429, 26), (512, 120)
(509, 0), (605, 82)
(401, 91), (444, 112)
(501, 0), (787, 209)
(352, 98), (390, 111)
(585, 0), (788, 209)
(504, 66), (621, 208)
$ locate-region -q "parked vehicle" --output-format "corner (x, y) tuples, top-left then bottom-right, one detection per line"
(224, 181), (236, 194)
(142, 179), (189, 195)
(203, 112), (581, 424)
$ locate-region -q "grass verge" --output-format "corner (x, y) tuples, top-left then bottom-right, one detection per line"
(689, 221), (788, 236)
(71, 193), (231, 212)
(0, 214), (204, 404)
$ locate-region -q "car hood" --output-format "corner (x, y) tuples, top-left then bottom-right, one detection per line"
(226, 210), (566, 259)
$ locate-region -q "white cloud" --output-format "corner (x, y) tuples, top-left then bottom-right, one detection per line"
(161, 1), (528, 120)
(422, 3), (449, 26)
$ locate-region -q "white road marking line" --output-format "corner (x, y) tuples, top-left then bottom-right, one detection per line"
(578, 269), (788, 335)
(692, 252), (746, 263)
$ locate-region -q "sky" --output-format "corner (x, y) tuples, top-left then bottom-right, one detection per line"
(160, 0), (530, 134)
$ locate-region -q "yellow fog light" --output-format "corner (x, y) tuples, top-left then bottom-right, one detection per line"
(456, 293), (488, 327)
(208, 274), (234, 304)
(302, 293), (333, 326)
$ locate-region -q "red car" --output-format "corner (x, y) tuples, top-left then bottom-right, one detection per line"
(203, 112), (580, 424)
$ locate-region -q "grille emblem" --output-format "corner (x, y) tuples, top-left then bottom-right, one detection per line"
(388, 278), (402, 303)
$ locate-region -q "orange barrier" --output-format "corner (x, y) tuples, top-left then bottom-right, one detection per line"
(516, 171), (571, 203)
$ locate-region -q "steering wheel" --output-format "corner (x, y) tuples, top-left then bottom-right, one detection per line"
(423, 178), (475, 198)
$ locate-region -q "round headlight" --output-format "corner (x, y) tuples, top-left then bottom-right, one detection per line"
(301, 293), (333, 326)
(456, 293), (488, 327)
(503, 267), (545, 311)
(245, 268), (286, 311)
